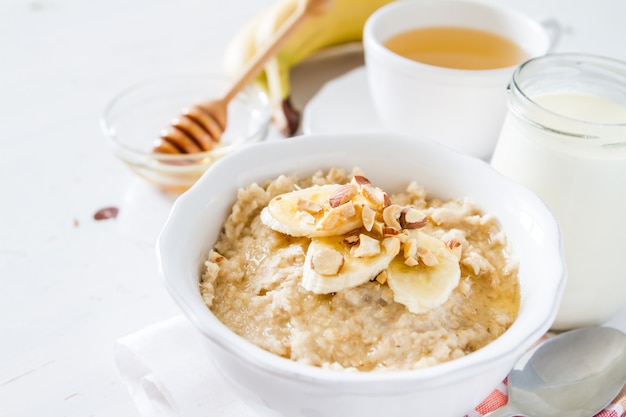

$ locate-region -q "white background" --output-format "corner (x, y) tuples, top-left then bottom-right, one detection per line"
(1, 0), (625, 415)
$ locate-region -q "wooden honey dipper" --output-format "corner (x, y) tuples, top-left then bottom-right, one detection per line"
(153, 0), (334, 154)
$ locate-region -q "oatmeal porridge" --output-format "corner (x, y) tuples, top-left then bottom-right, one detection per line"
(200, 168), (519, 371)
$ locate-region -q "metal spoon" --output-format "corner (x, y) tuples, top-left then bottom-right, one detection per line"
(486, 326), (626, 417)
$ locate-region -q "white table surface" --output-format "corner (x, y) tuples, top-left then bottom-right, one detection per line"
(1, 0), (625, 415)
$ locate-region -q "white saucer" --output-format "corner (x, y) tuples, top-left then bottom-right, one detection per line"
(302, 66), (385, 134)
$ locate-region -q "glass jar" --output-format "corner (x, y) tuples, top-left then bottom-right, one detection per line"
(490, 53), (626, 329)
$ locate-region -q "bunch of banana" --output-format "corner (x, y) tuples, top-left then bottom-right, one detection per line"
(260, 175), (462, 314)
(222, 0), (395, 135)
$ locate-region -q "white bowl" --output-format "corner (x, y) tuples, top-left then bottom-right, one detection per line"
(157, 133), (566, 417)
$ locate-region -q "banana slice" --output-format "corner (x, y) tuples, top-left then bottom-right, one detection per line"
(302, 235), (401, 294)
(260, 176), (461, 314)
(386, 231), (461, 314)
(260, 184), (364, 237)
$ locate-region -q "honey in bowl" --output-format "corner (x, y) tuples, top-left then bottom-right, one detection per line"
(384, 26), (529, 70)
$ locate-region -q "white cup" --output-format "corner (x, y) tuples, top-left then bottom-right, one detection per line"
(363, 0), (559, 160)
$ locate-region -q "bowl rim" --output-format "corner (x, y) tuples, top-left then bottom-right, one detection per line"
(157, 132), (566, 386)
(99, 73), (271, 164)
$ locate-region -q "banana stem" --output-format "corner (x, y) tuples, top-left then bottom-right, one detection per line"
(221, 0), (329, 105)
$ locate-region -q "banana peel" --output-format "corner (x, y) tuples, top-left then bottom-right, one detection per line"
(222, 0), (395, 135)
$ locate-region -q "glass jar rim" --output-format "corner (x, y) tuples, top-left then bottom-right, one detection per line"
(508, 53), (626, 142)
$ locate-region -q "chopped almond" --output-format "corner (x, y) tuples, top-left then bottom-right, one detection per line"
(418, 246), (439, 267)
(297, 198), (323, 213)
(361, 184), (384, 207)
(334, 200), (356, 218)
(311, 248), (344, 275)
(400, 207), (428, 229)
(316, 210), (341, 231)
(383, 226), (402, 236)
(446, 239), (463, 260)
(375, 270), (388, 284)
(382, 193), (392, 208)
(381, 236), (401, 257)
(351, 175), (371, 186)
(361, 205), (377, 232)
(396, 231), (410, 244)
(404, 257), (419, 267)
(328, 184), (358, 208)
(403, 237), (418, 259)
(372, 220), (385, 237)
(295, 211), (316, 225)
(315, 201), (357, 232)
(383, 204), (403, 230)
(350, 234), (381, 258)
(344, 233), (360, 245)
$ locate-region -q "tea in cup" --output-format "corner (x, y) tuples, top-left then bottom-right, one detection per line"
(363, 0), (559, 159)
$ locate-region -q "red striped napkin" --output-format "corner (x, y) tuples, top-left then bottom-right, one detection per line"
(467, 377), (626, 417)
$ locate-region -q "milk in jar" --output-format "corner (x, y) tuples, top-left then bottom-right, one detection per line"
(490, 54), (626, 329)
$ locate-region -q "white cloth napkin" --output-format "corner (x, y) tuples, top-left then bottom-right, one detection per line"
(115, 316), (626, 417)
(114, 315), (278, 417)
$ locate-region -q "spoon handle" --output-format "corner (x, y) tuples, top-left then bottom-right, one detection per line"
(483, 403), (525, 417)
(221, 0), (334, 104)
